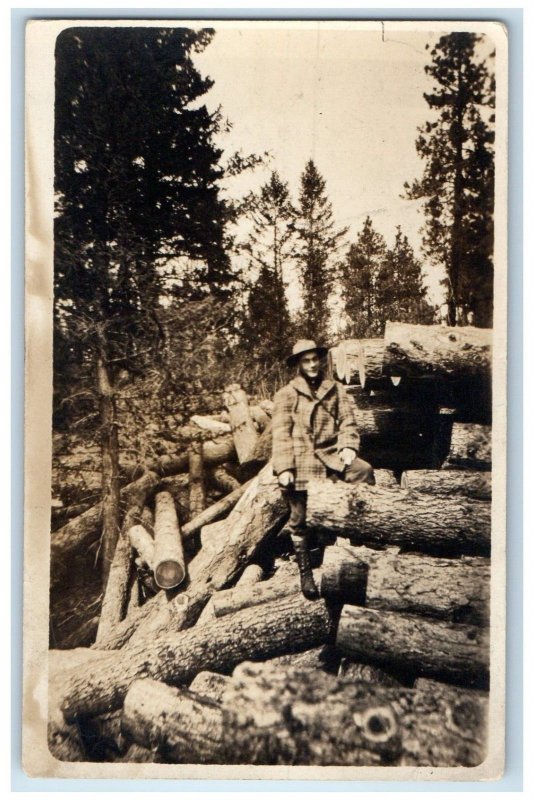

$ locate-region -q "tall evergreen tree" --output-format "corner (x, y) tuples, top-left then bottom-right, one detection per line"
(341, 216), (387, 337)
(404, 33), (495, 326)
(54, 27), (231, 587)
(294, 160), (348, 343)
(377, 227), (434, 326)
(239, 171), (295, 367)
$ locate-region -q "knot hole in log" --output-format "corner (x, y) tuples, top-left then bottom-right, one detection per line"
(355, 705), (398, 744)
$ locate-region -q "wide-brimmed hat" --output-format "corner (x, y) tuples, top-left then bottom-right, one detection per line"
(286, 339), (328, 368)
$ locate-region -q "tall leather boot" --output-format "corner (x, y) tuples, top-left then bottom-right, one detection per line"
(291, 534), (319, 600)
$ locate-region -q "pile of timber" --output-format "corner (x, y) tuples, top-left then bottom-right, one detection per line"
(49, 323), (493, 767)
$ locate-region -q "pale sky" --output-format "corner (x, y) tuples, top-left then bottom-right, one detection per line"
(193, 24), (494, 314)
(194, 25), (443, 308)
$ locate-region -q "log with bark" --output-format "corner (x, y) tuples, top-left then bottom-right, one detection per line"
(120, 662), (488, 766)
(223, 383), (259, 463)
(189, 671), (231, 702)
(190, 415), (232, 435)
(94, 465), (285, 650)
(324, 543), (490, 624)
(188, 442), (206, 519)
(196, 562), (264, 624)
(442, 423), (492, 470)
(121, 436), (236, 484)
(358, 338), (386, 388)
(152, 492), (186, 590)
(210, 465), (241, 494)
(401, 469), (491, 500)
(210, 567), (302, 619)
(383, 322), (492, 382)
(333, 339), (362, 384)
(181, 478), (253, 541)
(306, 479), (491, 556)
(58, 590), (337, 721)
(336, 606), (489, 688)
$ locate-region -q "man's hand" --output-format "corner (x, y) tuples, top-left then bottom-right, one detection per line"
(339, 447), (357, 467)
(278, 470), (295, 488)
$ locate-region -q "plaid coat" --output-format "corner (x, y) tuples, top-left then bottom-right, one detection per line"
(272, 376), (360, 490)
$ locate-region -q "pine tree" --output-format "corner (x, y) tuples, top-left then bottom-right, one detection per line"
(404, 33), (495, 326)
(53, 26), (231, 587)
(377, 227), (434, 326)
(294, 160), (348, 343)
(239, 171), (295, 368)
(341, 216), (387, 337)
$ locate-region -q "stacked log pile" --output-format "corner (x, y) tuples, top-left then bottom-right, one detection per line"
(48, 324), (493, 767)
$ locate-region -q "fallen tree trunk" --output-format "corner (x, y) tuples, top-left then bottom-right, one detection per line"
(336, 606), (489, 687)
(181, 478), (253, 540)
(383, 321), (492, 381)
(95, 465), (285, 650)
(373, 469), (399, 489)
(306, 479), (490, 556)
(401, 469), (491, 500)
(51, 470), (159, 572)
(59, 590), (336, 721)
(121, 662), (488, 766)
(324, 543), (490, 624)
(358, 338), (386, 388)
(333, 339), (361, 384)
(211, 570), (302, 619)
(129, 524), (155, 568)
(442, 423), (492, 470)
(189, 671), (231, 702)
(122, 436), (236, 484)
(188, 442), (206, 520)
(223, 384), (259, 463)
(196, 562), (264, 624)
(210, 465), (241, 494)
(153, 492), (185, 590)
(190, 415), (232, 435)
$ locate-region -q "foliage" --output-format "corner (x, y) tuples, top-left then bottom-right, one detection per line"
(238, 171), (296, 370)
(341, 217), (388, 337)
(404, 33), (495, 326)
(294, 160), (348, 343)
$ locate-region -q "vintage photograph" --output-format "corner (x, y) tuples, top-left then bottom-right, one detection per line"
(24, 19), (507, 779)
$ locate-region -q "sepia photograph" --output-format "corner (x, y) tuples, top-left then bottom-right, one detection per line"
(23, 18), (508, 779)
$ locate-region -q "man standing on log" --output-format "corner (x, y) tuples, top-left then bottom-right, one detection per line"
(273, 339), (374, 600)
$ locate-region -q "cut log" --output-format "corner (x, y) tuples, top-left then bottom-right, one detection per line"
(383, 321), (492, 381)
(128, 524), (155, 568)
(401, 469), (491, 500)
(153, 492), (186, 590)
(326, 346), (337, 380)
(210, 465), (241, 494)
(189, 671), (231, 702)
(337, 659), (403, 687)
(51, 470), (159, 573)
(223, 383), (259, 463)
(319, 558), (368, 606)
(196, 563), (264, 624)
(59, 590), (337, 721)
(95, 465), (285, 650)
(333, 339), (362, 384)
(211, 570), (301, 619)
(246, 420), (272, 465)
(306, 479), (490, 556)
(373, 469), (399, 489)
(264, 644), (338, 671)
(336, 606), (489, 687)
(182, 478), (253, 540)
(324, 543), (490, 624)
(122, 436), (236, 484)
(358, 338), (386, 388)
(188, 442), (206, 519)
(249, 405), (271, 432)
(95, 501), (149, 646)
(190, 414), (232, 435)
(121, 663), (488, 766)
(442, 423), (492, 470)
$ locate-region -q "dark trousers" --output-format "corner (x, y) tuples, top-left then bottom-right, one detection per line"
(281, 456), (374, 538)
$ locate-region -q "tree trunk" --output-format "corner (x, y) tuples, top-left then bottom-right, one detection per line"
(401, 469), (491, 500)
(96, 352), (121, 593)
(210, 466), (241, 494)
(324, 543), (490, 624)
(442, 423), (492, 470)
(153, 492), (185, 590)
(223, 383), (259, 463)
(211, 570), (301, 619)
(121, 436), (236, 484)
(196, 562), (263, 625)
(58, 591), (337, 721)
(336, 606), (489, 687)
(190, 414), (232, 435)
(181, 478), (254, 540)
(333, 339), (362, 384)
(337, 658), (403, 687)
(189, 671), (231, 702)
(120, 663), (488, 766)
(373, 469), (399, 489)
(188, 442), (206, 520)
(246, 420), (273, 466)
(305, 479), (490, 556)
(383, 322), (492, 381)
(358, 338), (386, 388)
(51, 470), (159, 574)
(129, 523), (155, 568)
(94, 465), (285, 650)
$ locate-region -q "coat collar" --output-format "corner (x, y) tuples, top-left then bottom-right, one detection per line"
(290, 375), (336, 401)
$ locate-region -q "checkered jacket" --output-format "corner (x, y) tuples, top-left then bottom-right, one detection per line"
(272, 376), (360, 490)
